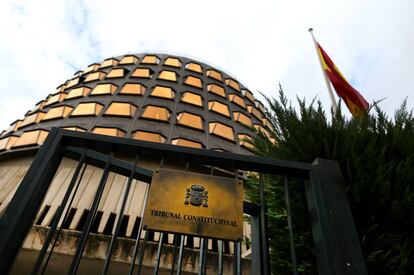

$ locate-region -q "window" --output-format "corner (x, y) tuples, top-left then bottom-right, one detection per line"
(119, 83), (146, 95)
(84, 72), (106, 82)
(133, 130), (166, 143)
(225, 79), (241, 92)
(207, 84), (226, 98)
(247, 105), (263, 120)
(206, 69), (222, 81)
(71, 102), (103, 117)
(62, 127), (86, 132)
(89, 83), (117, 96)
(158, 70), (177, 82)
(141, 105), (170, 121)
(92, 127), (125, 137)
(0, 136), (19, 151)
(12, 130), (49, 148)
(44, 93), (66, 107)
(42, 106), (74, 121)
(131, 68), (152, 78)
(141, 55), (159, 64)
(66, 77), (81, 88)
(176, 112), (204, 130)
(104, 102), (137, 117)
(238, 134), (253, 150)
(150, 86), (175, 99)
(208, 101), (230, 117)
(100, 58), (119, 68)
(229, 94), (246, 108)
(84, 63), (100, 74)
(106, 68), (125, 78)
(181, 92), (203, 107)
(164, 57), (182, 67)
(242, 89), (255, 103)
(233, 112), (253, 127)
(119, 55), (138, 65)
(184, 76), (203, 88)
(262, 118), (274, 131)
(254, 124), (271, 139)
(172, 138), (203, 149)
(185, 62), (202, 73)
(255, 100), (266, 113)
(209, 122), (235, 141)
(66, 87), (91, 100)
(20, 112), (46, 128)
(6, 120), (22, 133)
(28, 101), (45, 114)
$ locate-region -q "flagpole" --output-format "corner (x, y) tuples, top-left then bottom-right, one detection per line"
(309, 28), (338, 114)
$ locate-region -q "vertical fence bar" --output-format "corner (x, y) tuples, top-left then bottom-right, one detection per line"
(175, 235), (185, 275)
(284, 175), (298, 275)
(101, 155), (139, 275)
(153, 232), (164, 274)
(234, 241), (242, 275)
(217, 240), (223, 275)
(170, 235), (179, 274)
(30, 150), (87, 275)
(68, 152), (112, 275)
(198, 238), (206, 275)
(136, 230), (150, 275)
(259, 173), (271, 275)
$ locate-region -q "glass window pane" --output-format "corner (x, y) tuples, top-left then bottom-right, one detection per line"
(106, 68), (125, 78)
(45, 93), (66, 107)
(100, 58), (119, 68)
(133, 131), (166, 143)
(158, 70), (177, 82)
(20, 112), (46, 128)
(229, 94), (246, 108)
(93, 127), (125, 137)
(62, 127), (86, 132)
(90, 83), (117, 96)
(84, 63), (100, 74)
(84, 72), (106, 82)
(233, 112), (252, 127)
(247, 105), (263, 120)
(141, 105), (170, 121)
(185, 62), (202, 73)
(119, 83), (146, 95)
(104, 102), (137, 117)
(209, 122), (235, 141)
(150, 86), (175, 99)
(66, 77), (80, 88)
(255, 100), (266, 113)
(71, 102), (103, 116)
(208, 101), (230, 117)
(141, 55), (159, 64)
(12, 130), (48, 148)
(164, 57), (182, 67)
(181, 92), (203, 107)
(184, 76), (202, 88)
(242, 89), (255, 103)
(262, 118), (274, 131)
(225, 79), (241, 92)
(131, 68), (151, 78)
(119, 55), (138, 65)
(207, 84), (226, 98)
(172, 138), (203, 149)
(43, 106), (73, 121)
(66, 87), (91, 100)
(0, 136), (19, 150)
(254, 124), (271, 139)
(176, 112), (203, 130)
(206, 69), (222, 81)
(238, 134), (253, 150)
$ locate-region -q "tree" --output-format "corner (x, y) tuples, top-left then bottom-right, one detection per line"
(245, 86), (414, 274)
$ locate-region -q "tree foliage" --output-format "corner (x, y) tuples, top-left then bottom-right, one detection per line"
(245, 86), (414, 274)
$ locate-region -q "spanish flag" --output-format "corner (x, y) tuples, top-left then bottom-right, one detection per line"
(310, 30), (369, 117)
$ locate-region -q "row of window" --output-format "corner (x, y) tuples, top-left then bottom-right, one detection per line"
(0, 127), (255, 151)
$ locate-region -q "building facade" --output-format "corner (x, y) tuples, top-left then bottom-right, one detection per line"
(0, 53), (273, 274)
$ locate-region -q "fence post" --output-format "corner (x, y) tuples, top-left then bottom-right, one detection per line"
(305, 158), (367, 275)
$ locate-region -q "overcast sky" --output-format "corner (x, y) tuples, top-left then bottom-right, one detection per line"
(0, 0), (413, 130)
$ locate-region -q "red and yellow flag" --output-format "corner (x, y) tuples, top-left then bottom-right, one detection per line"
(317, 44), (369, 117)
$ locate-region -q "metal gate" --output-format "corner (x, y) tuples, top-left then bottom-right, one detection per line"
(0, 128), (367, 274)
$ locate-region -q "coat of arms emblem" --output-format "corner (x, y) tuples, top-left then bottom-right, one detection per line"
(184, 184), (208, 207)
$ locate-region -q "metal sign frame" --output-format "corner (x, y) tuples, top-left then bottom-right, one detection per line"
(0, 128), (367, 275)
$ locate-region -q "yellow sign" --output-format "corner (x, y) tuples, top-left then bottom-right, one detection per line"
(142, 169), (243, 241)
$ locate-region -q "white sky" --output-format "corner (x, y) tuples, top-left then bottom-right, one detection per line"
(0, 0), (413, 130)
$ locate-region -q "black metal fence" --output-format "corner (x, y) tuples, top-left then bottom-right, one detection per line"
(0, 128), (367, 274)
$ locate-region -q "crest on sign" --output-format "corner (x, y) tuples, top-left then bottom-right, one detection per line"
(184, 184), (208, 207)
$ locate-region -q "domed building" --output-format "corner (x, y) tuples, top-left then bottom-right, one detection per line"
(0, 53), (273, 274)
